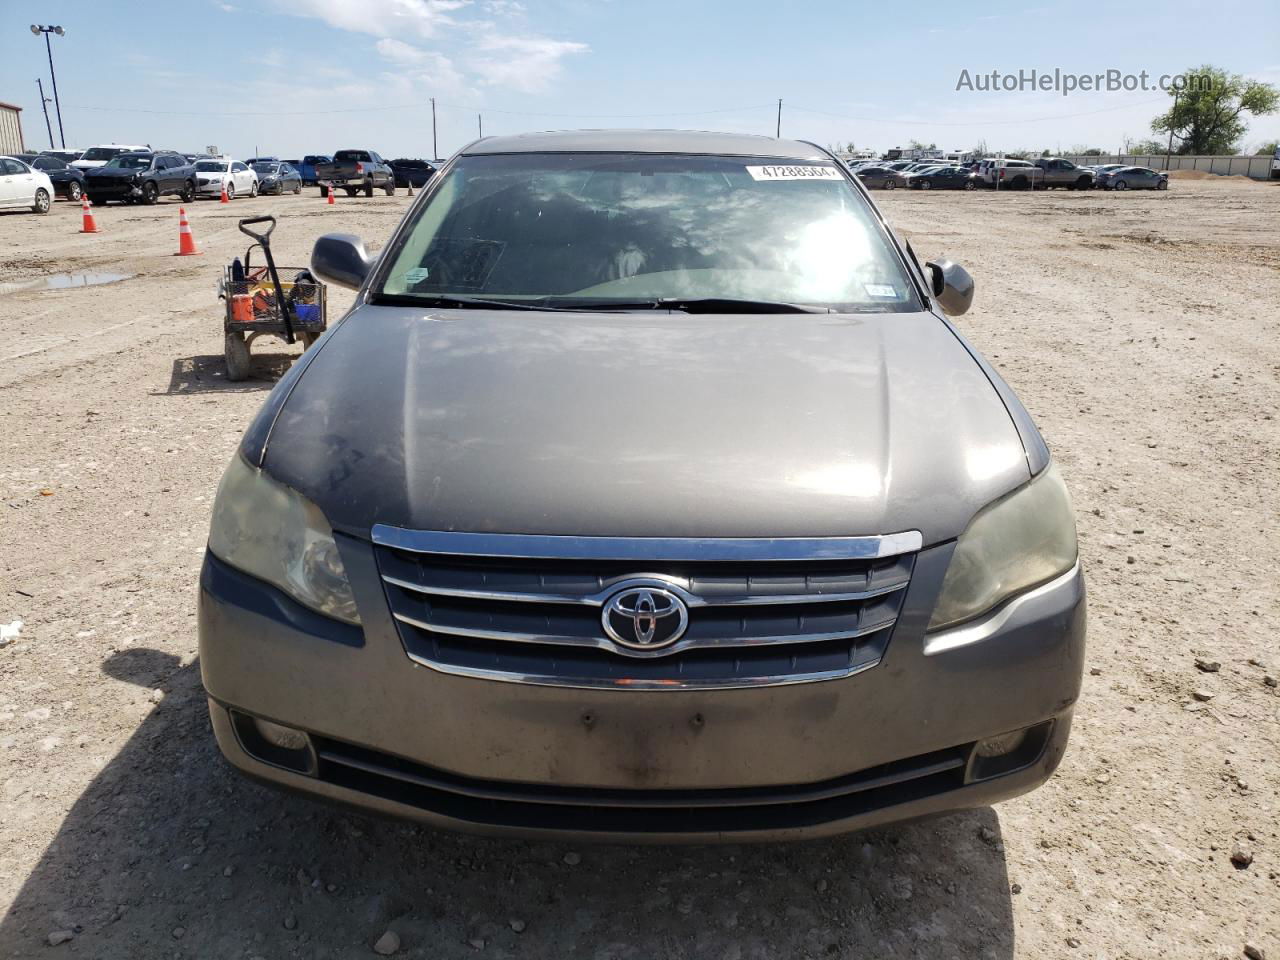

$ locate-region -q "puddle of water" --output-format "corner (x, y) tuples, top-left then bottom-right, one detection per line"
(0, 272), (132, 297)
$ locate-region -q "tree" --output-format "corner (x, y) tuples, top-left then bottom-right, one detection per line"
(1069, 145), (1104, 156)
(907, 139), (937, 151)
(1151, 65), (1279, 155)
(1129, 138), (1168, 155)
(1255, 141), (1280, 156)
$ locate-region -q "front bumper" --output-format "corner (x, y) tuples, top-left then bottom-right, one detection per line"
(199, 539), (1086, 842)
(85, 180), (143, 201)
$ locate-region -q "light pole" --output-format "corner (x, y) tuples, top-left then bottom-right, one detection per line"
(35, 78), (54, 148)
(30, 24), (67, 149)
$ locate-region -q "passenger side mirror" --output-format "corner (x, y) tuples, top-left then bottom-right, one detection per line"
(925, 259), (975, 316)
(311, 233), (375, 290)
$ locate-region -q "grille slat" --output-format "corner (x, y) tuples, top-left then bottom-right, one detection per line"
(373, 530), (918, 690)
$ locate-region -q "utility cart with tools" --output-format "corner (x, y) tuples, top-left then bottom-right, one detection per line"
(219, 215), (327, 380)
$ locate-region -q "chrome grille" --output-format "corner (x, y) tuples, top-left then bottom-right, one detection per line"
(371, 527), (919, 690)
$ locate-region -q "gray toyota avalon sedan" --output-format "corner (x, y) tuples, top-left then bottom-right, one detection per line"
(199, 130), (1085, 842)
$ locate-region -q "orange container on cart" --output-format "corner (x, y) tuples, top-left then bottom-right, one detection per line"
(230, 294), (254, 325)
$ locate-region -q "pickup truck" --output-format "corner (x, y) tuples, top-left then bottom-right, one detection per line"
(987, 157), (1094, 190)
(285, 155), (331, 186)
(314, 150), (396, 197)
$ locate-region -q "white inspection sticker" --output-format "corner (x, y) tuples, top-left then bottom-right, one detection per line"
(746, 164), (843, 181)
(864, 283), (899, 299)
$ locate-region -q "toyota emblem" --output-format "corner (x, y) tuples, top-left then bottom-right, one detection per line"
(601, 586), (689, 651)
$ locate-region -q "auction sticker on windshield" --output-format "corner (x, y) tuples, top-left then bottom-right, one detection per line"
(746, 165), (844, 181)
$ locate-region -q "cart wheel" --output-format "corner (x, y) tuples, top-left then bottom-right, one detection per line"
(224, 332), (251, 381)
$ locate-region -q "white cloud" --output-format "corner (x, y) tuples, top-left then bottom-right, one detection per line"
(284, 0), (469, 41)
(279, 0), (586, 95)
(467, 34), (588, 92)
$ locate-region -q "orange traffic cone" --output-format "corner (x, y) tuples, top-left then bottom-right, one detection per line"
(174, 207), (202, 256)
(326, 181), (335, 205)
(79, 196), (100, 234)
(219, 180), (230, 204)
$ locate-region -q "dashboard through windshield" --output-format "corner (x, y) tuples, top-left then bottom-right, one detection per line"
(379, 153), (921, 313)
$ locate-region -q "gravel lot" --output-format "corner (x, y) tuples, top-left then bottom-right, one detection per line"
(1, 179), (1278, 959)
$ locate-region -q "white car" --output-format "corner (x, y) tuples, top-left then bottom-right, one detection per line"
(0, 156), (55, 214)
(72, 144), (149, 172)
(193, 158), (259, 199)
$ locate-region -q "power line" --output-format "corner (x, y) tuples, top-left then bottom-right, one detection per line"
(785, 96), (1169, 127)
(62, 101), (777, 119)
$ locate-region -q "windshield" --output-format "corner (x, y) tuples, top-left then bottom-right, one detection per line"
(253, 163), (281, 175)
(83, 147), (126, 161)
(195, 160), (227, 172)
(104, 155), (152, 170)
(334, 150), (371, 162)
(379, 153), (920, 312)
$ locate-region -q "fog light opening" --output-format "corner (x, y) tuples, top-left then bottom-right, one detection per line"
(254, 717), (310, 751)
(967, 721), (1053, 783)
(230, 710), (316, 775)
(975, 728), (1029, 759)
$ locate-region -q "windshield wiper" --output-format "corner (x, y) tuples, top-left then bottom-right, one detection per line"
(531, 296), (832, 314)
(376, 293), (834, 314)
(375, 293), (584, 312)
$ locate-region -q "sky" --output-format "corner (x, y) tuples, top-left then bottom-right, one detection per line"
(2, 0), (1277, 161)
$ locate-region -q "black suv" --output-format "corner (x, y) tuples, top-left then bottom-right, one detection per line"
(84, 151), (197, 205)
(389, 158), (437, 188)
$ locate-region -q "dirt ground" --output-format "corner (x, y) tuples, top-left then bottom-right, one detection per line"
(1, 178), (1277, 960)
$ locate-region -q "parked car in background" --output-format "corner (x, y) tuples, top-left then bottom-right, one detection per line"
(1086, 164), (1127, 184)
(1095, 166), (1168, 191)
(389, 158), (436, 189)
(84, 151), (197, 205)
(907, 165), (980, 190)
(72, 144), (149, 172)
(15, 153), (86, 201)
(0, 156), (55, 213)
(40, 148), (83, 165)
(986, 159), (1038, 189)
(252, 161), (302, 195)
(1032, 158), (1094, 190)
(200, 129), (1085, 842)
(854, 165), (900, 190)
(314, 150), (396, 197)
(288, 155), (332, 186)
(193, 158), (259, 199)
(245, 156), (279, 167)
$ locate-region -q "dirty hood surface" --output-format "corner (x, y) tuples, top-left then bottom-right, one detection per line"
(262, 307), (1031, 544)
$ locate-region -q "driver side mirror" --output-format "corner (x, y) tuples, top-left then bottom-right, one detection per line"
(311, 233), (375, 290)
(925, 258), (975, 316)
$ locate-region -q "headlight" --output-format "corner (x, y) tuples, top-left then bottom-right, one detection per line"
(927, 462), (1077, 632)
(207, 454), (361, 624)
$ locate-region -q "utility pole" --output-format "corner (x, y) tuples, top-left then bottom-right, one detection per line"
(478, 113), (483, 138)
(30, 25), (67, 148)
(36, 78), (54, 148)
(776, 99), (782, 138)
(431, 97), (438, 161)
(1164, 91), (1179, 170)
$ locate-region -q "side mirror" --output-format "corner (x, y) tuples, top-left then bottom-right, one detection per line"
(311, 233), (375, 290)
(925, 258), (975, 316)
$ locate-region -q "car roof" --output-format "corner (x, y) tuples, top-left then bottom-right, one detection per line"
(460, 129), (830, 160)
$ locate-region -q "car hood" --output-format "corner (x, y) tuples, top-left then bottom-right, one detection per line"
(85, 166), (144, 179)
(260, 307), (1031, 544)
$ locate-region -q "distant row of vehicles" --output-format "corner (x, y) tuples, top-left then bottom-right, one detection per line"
(0, 143), (439, 215)
(851, 156), (1170, 192)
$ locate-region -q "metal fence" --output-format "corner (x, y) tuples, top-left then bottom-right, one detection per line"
(1061, 154), (1274, 180)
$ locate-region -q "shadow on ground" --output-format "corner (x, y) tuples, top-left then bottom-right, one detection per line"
(1, 651), (1015, 959)
(161, 354), (297, 395)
